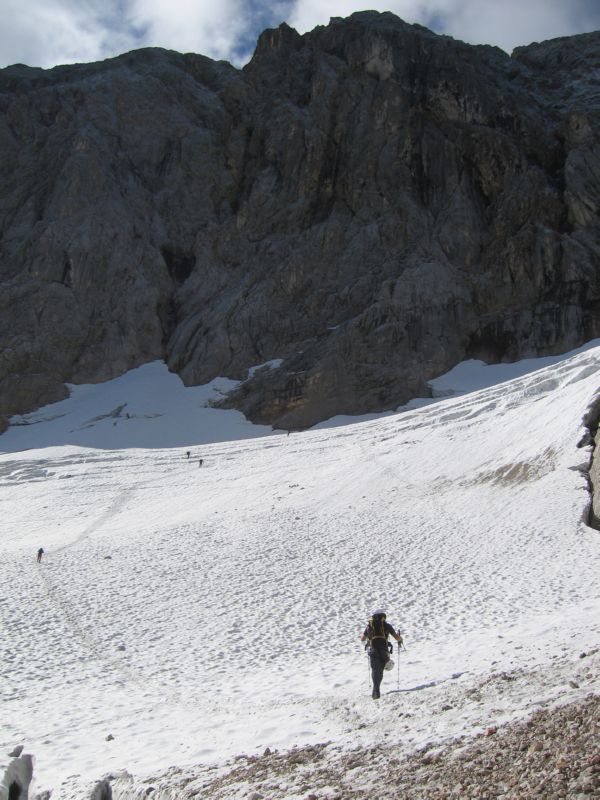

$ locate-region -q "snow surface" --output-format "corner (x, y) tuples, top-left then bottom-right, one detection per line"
(0, 363), (280, 452)
(1, 345), (600, 798)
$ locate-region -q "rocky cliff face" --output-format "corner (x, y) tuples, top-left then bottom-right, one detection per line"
(1, 12), (599, 430)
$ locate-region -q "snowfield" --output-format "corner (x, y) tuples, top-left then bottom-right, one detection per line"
(1, 344), (600, 798)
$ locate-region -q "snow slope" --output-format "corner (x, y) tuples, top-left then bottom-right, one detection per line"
(0, 362), (280, 453)
(1, 345), (600, 798)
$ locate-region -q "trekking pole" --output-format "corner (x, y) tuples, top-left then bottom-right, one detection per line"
(397, 641), (400, 690)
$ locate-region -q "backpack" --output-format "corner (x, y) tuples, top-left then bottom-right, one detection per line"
(367, 614), (388, 643)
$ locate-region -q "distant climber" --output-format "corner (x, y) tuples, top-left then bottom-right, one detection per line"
(186, 451), (191, 459)
(360, 609), (402, 699)
(198, 458), (204, 468)
(36, 547), (44, 563)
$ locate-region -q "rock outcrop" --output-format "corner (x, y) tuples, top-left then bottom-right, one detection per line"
(1, 12), (600, 429)
(0, 751), (33, 799)
(591, 444), (600, 529)
(585, 394), (600, 529)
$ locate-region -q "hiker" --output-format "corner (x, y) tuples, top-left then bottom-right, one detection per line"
(186, 451), (191, 459)
(36, 547), (44, 563)
(198, 458), (204, 468)
(360, 609), (402, 699)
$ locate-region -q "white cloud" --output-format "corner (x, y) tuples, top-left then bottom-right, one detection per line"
(424, 0), (600, 52)
(125, 0), (248, 59)
(0, 0), (254, 69)
(287, 0), (600, 53)
(0, 0), (124, 68)
(0, 0), (598, 70)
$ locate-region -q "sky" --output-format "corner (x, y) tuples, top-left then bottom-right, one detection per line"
(1, 0), (599, 70)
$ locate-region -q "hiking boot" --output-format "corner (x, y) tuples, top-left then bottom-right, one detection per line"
(372, 687), (380, 699)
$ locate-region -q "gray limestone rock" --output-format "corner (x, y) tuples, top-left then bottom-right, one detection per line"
(0, 753), (33, 800)
(584, 394), (600, 529)
(1, 14), (600, 429)
(590, 447), (600, 529)
(90, 779), (112, 800)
